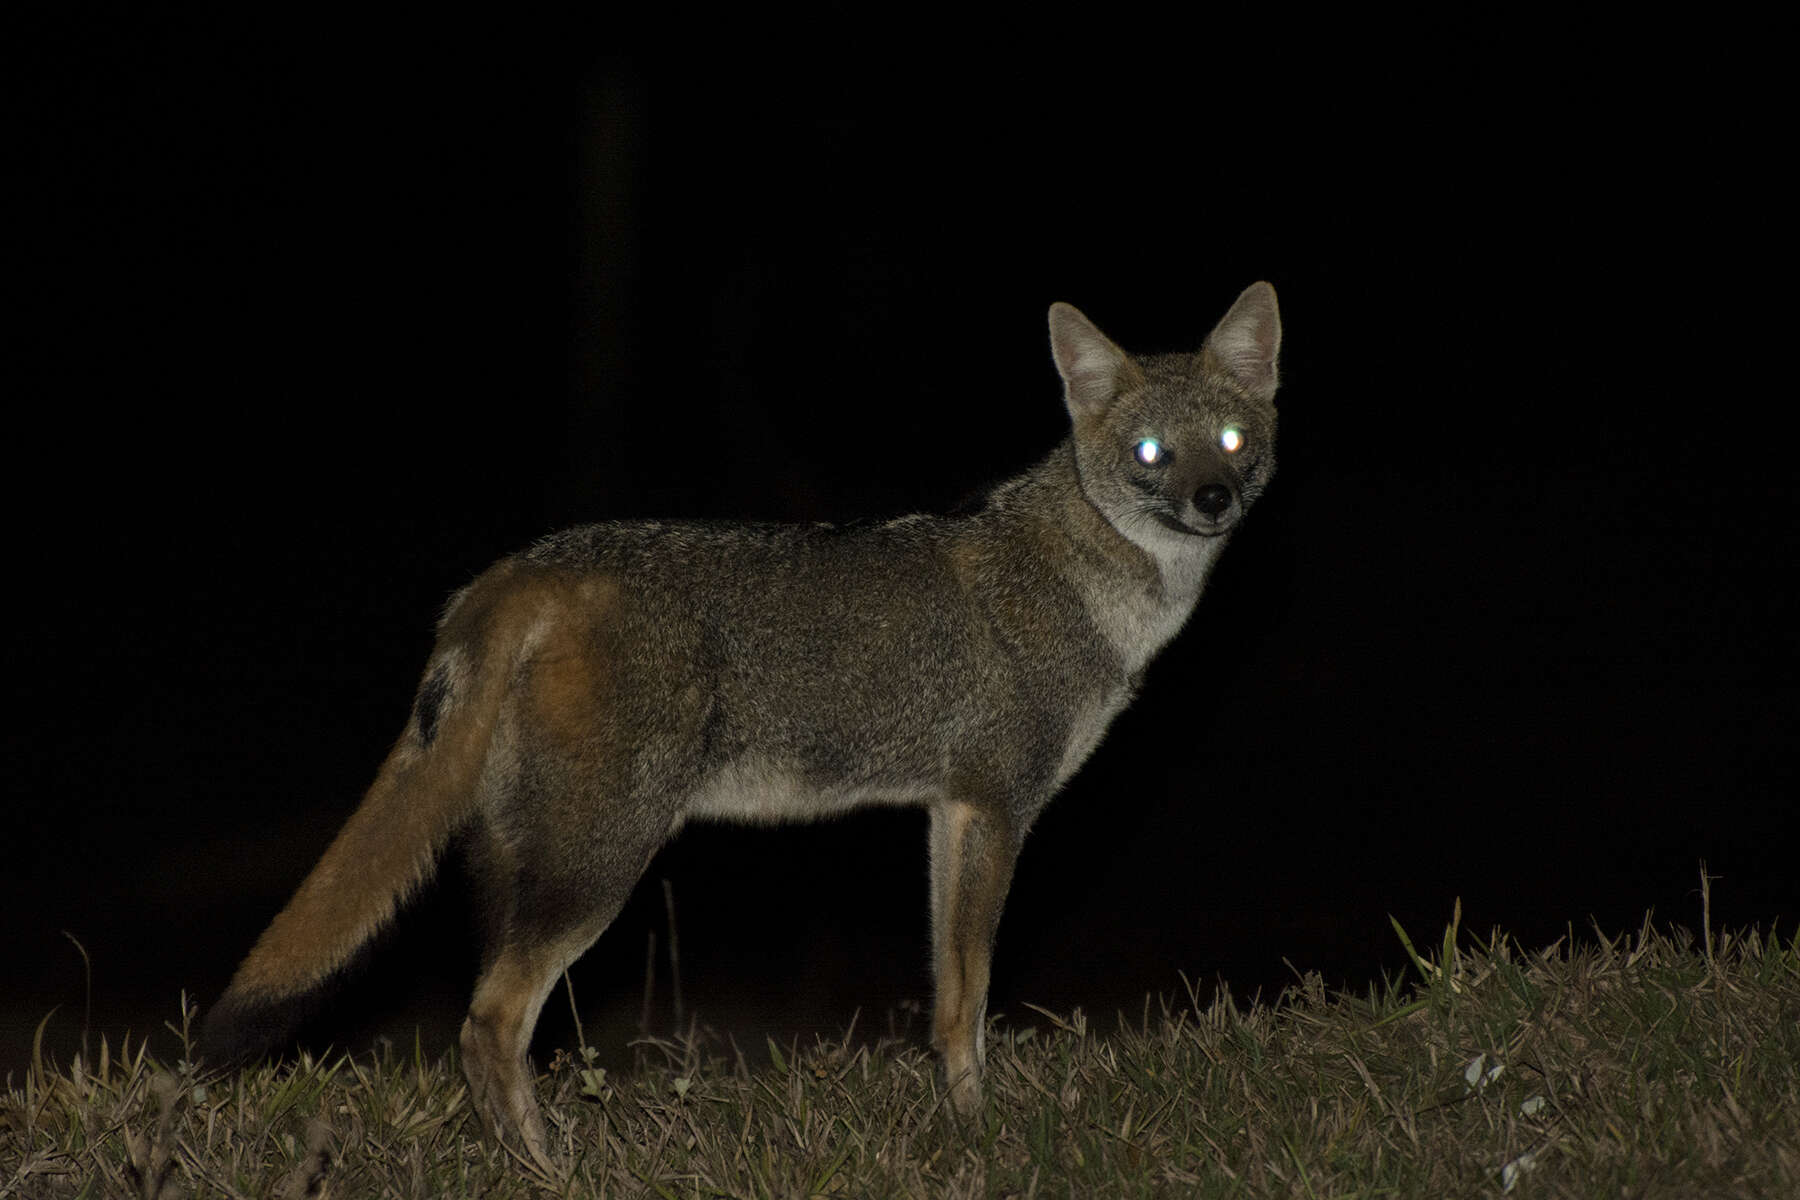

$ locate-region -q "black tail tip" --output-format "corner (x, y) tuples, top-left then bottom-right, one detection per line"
(197, 988), (318, 1068)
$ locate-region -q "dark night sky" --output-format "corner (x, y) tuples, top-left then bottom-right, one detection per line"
(7, 21), (1793, 1076)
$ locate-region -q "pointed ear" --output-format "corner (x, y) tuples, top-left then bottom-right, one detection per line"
(1049, 302), (1138, 419)
(1202, 281), (1282, 402)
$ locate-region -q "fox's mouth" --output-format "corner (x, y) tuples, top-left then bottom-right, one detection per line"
(1151, 511), (1231, 538)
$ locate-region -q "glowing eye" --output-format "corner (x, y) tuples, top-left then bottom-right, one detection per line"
(1219, 426), (1245, 454)
(1134, 439), (1164, 465)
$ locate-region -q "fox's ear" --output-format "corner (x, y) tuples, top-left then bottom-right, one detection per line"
(1202, 282), (1282, 403)
(1049, 302), (1138, 419)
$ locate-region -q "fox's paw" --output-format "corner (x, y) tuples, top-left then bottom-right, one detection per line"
(945, 1059), (984, 1117)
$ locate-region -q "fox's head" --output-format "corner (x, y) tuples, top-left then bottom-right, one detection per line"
(1050, 283), (1282, 557)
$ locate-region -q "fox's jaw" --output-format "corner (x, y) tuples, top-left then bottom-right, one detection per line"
(1108, 503), (1229, 583)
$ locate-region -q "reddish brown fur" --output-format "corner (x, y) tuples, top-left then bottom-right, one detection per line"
(523, 578), (621, 746)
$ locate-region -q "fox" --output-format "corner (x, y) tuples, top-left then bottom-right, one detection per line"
(200, 282), (1283, 1163)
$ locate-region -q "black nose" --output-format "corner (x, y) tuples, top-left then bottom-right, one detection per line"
(1193, 484), (1233, 518)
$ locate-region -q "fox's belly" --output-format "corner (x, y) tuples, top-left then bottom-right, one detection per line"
(678, 755), (940, 826)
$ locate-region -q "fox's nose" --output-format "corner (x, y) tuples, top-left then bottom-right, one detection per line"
(1193, 484), (1233, 518)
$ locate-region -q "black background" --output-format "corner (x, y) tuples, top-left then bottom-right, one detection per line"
(7, 19), (1792, 1076)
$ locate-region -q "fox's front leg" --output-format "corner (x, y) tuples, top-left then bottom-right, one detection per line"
(928, 798), (1020, 1115)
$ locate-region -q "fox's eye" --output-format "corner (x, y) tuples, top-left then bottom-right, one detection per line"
(1134, 439), (1165, 465)
(1219, 426), (1245, 454)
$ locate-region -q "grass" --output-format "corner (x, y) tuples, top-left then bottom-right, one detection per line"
(4, 897), (1797, 1198)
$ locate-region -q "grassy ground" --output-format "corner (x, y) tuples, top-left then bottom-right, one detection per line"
(4, 901), (1796, 1198)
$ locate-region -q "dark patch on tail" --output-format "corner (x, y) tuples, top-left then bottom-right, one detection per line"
(415, 663), (451, 746)
(197, 916), (397, 1067)
(198, 985), (333, 1067)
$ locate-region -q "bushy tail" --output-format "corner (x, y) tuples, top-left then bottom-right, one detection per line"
(199, 626), (506, 1065)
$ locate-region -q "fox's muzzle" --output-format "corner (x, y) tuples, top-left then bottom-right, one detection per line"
(1161, 454), (1242, 535)
(1152, 480), (1239, 537)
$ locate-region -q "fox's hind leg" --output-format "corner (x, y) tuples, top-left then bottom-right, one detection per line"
(928, 796), (1022, 1116)
(454, 580), (704, 1163)
(459, 934), (574, 1165)
(459, 771), (677, 1165)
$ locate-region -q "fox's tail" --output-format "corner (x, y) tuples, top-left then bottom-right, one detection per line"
(199, 578), (519, 1065)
